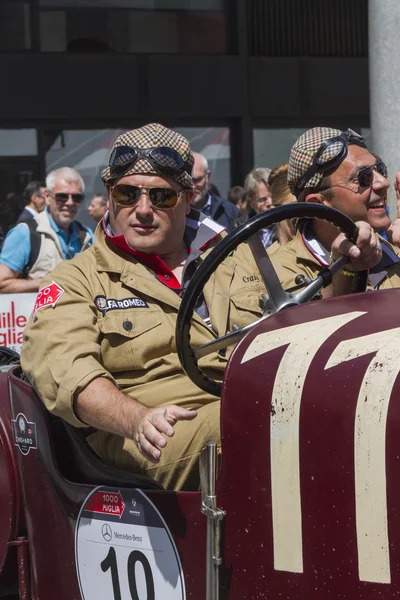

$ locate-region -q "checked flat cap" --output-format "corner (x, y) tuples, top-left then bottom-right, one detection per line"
(288, 126), (345, 195)
(101, 123), (194, 189)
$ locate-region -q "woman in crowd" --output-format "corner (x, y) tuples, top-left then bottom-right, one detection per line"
(267, 163), (296, 254)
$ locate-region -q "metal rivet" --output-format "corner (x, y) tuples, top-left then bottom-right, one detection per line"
(123, 320), (133, 331)
(164, 274), (171, 281)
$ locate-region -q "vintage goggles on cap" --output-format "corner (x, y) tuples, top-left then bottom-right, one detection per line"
(296, 129), (366, 194)
(109, 146), (192, 180)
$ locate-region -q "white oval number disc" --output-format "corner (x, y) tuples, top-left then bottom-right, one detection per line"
(75, 487), (185, 599)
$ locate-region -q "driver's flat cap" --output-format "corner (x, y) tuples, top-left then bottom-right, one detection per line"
(288, 127), (343, 196)
(101, 123), (194, 189)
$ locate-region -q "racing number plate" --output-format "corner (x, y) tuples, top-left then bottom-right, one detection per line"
(75, 487), (186, 599)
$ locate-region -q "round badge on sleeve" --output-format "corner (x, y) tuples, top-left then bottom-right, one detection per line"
(75, 487), (186, 600)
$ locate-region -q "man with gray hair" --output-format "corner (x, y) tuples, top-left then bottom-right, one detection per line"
(191, 152), (239, 229)
(0, 167), (93, 293)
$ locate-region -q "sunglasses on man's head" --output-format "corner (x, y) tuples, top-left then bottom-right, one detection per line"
(111, 184), (185, 210)
(53, 192), (85, 204)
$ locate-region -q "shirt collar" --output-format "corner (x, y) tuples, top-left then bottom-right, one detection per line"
(204, 192), (212, 209)
(25, 206), (38, 217)
(45, 207), (75, 236)
(301, 221), (330, 266)
(100, 209), (225, 289)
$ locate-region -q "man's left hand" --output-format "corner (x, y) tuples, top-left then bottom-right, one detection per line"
(331, 220), (382, 271)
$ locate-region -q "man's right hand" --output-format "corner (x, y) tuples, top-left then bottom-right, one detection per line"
(76, 377), (198, 464)
(133, 404), (198, 463)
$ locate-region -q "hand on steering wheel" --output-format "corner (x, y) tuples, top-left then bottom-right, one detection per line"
(176, 203), (367, 397)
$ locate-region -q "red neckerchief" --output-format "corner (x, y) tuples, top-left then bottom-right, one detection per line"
(102, 219), (180, 290)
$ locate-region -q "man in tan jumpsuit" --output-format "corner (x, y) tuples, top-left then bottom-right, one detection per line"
(270, 127), (400, 294)
(21, 124), (382, 491)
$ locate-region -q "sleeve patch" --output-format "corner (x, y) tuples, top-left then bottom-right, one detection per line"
(33, 281), (64, 314)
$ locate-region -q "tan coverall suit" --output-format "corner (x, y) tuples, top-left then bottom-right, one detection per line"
(269, 228), (400, 292)
(21, 215), (265, 490)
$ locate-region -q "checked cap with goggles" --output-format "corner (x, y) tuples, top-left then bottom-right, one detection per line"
(288, 127), (367, 197)
(101, 123), (194, 189)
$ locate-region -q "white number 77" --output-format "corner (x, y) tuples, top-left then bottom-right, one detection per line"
(241, 311), (400, 584)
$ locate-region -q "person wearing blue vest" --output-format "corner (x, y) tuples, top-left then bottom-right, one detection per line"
(0, 167), (93, 294)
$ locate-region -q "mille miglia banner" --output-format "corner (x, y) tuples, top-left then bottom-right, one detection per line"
(0, 294), (36, 353)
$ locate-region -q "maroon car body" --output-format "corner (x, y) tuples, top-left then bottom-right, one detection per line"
(1, 288), (400, 599)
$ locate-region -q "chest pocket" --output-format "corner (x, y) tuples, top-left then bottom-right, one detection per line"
(229, 290), (264, 330)
(98, 309), (162, 372)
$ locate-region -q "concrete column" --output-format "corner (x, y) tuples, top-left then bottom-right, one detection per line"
(369, 0), (400, 216)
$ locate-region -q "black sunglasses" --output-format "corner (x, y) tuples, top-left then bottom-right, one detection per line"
(111, 184), (185, 210)
(356, 161), (388, 187)
(296, 129), (366, 194)
(109, 146), (192, 180)
(320, 161), (388, 191)
(53, 192), (85, 204)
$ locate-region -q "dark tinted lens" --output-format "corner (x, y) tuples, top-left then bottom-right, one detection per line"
(149, 187), (179, 208)
(54, 193), (69, 203)
(149, 147), (184, 173)
(71, 193), (84, 203)
(358, 162), (388, 187)
(357, 167), (374, 187)
(112, 185), (141, 206)
(376, 161), (388, 178)
(109, 146), (138, 174)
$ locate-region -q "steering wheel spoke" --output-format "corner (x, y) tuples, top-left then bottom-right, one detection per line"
(194, 314), (271, 360)
(247, 233), (291, 312)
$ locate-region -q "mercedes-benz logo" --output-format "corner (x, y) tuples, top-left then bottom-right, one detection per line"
(102, 523), (112, 542)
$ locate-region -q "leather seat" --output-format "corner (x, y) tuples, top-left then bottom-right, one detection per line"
(51, 417), (163, 490)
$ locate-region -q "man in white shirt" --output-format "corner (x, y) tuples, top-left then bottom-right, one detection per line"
(16, 181), (46, 224)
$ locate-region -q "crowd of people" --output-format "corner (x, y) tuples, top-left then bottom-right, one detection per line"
(0, 148), (297, 294)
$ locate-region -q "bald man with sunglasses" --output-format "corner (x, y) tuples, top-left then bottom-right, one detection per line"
(0, 167), (93, 293)
(270, 127), (400, 296)
(22, 124), (382, 492)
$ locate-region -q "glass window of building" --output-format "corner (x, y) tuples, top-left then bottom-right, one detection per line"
(253, 128), (310, 172)
(0, 130), (38, 157)
(0, 1), (31, 51)
(0, 129), (40, 232)
(44, 126), (230, 227)
(39, 0), (226, 54)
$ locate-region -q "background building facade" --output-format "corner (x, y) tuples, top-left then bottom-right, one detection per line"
(0, 0), (369, 224)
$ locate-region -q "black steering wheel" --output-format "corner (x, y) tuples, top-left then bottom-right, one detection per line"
(176, 203), (364, 397)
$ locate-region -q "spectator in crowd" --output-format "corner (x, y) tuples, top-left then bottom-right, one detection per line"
(228, 185), (247, 214)
(88, 193), (108, 224)
(21, 123), (381, 491)
(270, 127), (400, 296)
(267, 163), (296, 254)
(16, 181), (47, 225)
(234, 167), (277, 249)
(191, 152), (239, 229)
(0, 167), (93, 294)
